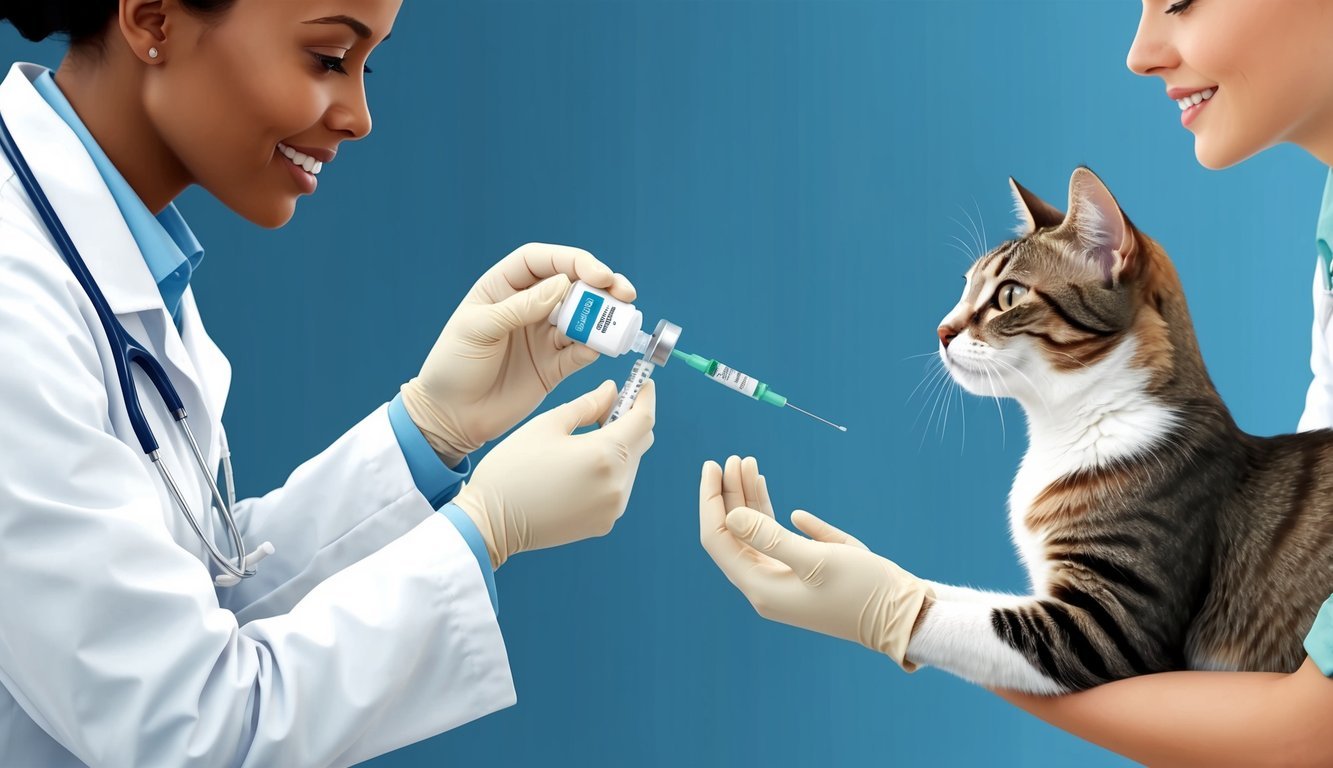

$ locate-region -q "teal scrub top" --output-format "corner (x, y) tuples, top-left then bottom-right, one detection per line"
(1304, 170), (1333, 675)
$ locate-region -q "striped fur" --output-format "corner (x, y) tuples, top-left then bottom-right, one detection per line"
(907, 168), (1333, 693)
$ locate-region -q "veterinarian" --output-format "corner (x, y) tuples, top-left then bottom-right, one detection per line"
(0, 1), (655, 765)
(699, 2), (1333, 764)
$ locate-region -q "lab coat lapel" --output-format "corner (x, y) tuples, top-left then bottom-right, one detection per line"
(177, 289), (232, 450)
(0, 64), (216, 433)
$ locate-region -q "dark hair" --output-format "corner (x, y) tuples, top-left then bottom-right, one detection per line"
(0, 0), (235, 45)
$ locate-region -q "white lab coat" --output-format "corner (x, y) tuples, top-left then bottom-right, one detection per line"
(0, 63), (515, 767)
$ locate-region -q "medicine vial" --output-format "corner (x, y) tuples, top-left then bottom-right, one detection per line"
(549, 280), (651, 356)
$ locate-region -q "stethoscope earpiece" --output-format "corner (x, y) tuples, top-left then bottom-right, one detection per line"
(213, 541), (275, 588)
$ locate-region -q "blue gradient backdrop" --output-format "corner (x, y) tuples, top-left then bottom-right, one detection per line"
(4, 1), (1325, 766)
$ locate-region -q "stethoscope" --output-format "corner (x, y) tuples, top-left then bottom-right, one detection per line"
(0, 110), (273, 587)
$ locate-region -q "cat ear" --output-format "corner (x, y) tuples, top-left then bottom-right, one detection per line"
(1059, 167), (1138, 285)
(1009, 177), (1065, 236)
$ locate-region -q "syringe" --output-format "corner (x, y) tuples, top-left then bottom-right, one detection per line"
(669, 349), (847, 432)
(607, 319), (680, 423)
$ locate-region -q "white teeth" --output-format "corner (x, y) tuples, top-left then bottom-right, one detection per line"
(275, 142), (325, 176)
(1176, 88), (1216, 111)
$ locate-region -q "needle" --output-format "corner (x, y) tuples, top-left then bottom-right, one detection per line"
(785, 402), (848, 432)
(670, 348), (848, 432)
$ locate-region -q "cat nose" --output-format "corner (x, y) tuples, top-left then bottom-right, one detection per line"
(938, 325), (958, 348)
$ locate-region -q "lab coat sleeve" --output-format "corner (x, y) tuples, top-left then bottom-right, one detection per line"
(216, 395), (491, 623)
(0, 222), (516, 767)
(386, 392), (498, 613)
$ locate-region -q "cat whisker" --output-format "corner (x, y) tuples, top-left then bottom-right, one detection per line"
(940, 376), (954, 440)
(948, 219), (983, 261)
(981, 361), (1007, 448)
(908, 363), (952, 431)
(972, 195), (990, 256)
(1042, 347), (1094, 371)
(956, 205), (986, 258)
(956, 379), (967, 454)
(918, 366), (955, 450)
(946, 234), (978, 262)
(906, 359), (949, 406)
(992, 357), (1053, 417)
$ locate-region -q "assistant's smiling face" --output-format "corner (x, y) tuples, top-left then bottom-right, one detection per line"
(145, 0), (400, 227)
(1127, 0), (1333, 169)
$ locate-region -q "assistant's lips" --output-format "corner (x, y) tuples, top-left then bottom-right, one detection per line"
(1166, 85), (1217, 100)
(281, 144), (336, 163)
(1165, 85), (1218, 129)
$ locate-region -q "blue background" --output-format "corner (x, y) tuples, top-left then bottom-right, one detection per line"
(5, 1), (1326, 766)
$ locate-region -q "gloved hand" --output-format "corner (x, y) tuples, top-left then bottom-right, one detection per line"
(698, 456), (935, 670)
(402, 243), (637, 466)
(452, 379), (656, 568)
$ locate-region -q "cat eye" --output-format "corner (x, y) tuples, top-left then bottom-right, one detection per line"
(995, 282), (1028, 311)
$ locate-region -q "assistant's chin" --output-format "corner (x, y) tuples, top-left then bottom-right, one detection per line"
(244, 198), (299, 230)
(1192, 131), (1264, 171)
(1193, 142), (1233, 171)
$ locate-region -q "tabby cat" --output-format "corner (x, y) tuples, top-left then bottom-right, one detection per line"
(903, 167), (1333, 693)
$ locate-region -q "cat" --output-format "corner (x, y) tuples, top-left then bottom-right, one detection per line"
(903, 167), (1333, 694)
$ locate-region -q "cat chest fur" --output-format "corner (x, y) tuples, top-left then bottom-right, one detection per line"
(1007, 391), (1180, 596)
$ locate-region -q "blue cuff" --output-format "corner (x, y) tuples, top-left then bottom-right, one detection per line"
(387, 395), (497, 615)
(439, 502), (499, 615)
(388, 393), (471, 509)
(1304, 594), (1333, 677)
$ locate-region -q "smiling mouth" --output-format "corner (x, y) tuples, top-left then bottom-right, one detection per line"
(276, 142), (325, 175)
(1174, 87), (1217, 111)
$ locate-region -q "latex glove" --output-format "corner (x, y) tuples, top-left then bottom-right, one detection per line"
(453, 379), (656, 568)
(402, 243), (637, 466)
(698, 456), (935, 670)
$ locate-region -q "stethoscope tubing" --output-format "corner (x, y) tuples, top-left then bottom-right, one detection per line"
(0, 108), (258, 585)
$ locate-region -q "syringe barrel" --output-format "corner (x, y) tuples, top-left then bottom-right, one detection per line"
(608, 359), (655, 422)
(681, 352), (787, 407)
(704, 362), (762, 399)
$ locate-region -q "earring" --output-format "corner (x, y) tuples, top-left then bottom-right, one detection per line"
(148, 47), (159, 59)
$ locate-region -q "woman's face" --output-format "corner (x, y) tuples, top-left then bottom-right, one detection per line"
(1127, 0), (1333, 169)
(144, 0), (400, 227)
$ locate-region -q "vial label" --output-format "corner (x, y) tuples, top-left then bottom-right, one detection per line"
(565, 291), (605, 343)
(709, 364), (758, 398)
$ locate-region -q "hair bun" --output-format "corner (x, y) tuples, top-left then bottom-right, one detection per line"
(0, 0), (117, 44)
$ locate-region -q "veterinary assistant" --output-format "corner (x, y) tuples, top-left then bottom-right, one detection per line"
(0, 2), (655, 765)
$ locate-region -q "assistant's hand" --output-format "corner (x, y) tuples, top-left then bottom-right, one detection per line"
(452, 379), (655, 569)
(698, 456), (935, 669)
(401, 243), (636, 466)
